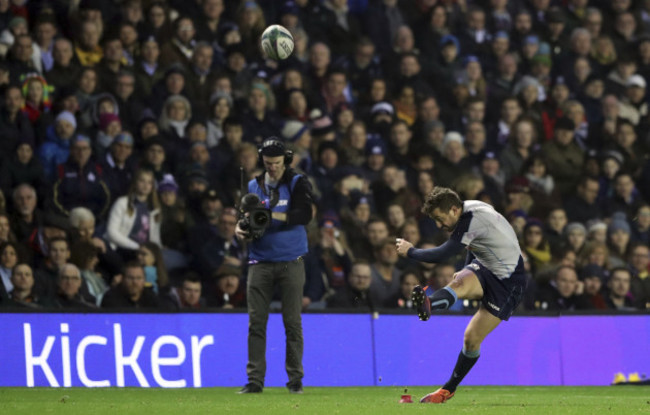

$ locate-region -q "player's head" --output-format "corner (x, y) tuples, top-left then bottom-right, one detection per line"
(421, 187), (463, 231)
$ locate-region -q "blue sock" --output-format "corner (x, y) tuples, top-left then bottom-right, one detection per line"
(426, 286), (458, 310)
(443, 347), (480, 393)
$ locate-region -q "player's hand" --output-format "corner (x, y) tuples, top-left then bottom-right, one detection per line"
(396, 238), (413, 257)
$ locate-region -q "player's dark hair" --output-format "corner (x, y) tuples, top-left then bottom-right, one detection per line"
(422, 187), (463, 217)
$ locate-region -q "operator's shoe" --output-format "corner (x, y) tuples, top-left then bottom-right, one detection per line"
(411, 285), (431, 321)
(420, 388), (455, 403)
(628, 372), (641, 383)
(612, 372), (627, 385)
(288, 382), (303, 394)
(238, 383), (263, 394)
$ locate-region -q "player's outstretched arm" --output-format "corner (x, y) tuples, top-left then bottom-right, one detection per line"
(406, 239), (465, 263)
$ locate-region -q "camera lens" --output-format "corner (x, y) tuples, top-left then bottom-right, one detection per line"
(253, 211), (269, 225)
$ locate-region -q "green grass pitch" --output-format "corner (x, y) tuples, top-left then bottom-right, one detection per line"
(1, 386), (648, 414)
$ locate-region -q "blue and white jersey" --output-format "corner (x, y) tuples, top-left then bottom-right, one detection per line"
(449, 200), (522, 279)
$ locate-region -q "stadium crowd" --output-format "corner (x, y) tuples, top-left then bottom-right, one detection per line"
(0, 0), (649, 312)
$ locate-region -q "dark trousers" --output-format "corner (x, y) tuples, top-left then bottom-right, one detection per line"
(246, 258), (305, 387)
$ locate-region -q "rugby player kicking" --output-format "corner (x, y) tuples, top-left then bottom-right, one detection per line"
(396, 187), (527, 403)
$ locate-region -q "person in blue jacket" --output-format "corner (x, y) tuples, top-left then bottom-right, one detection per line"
(235, 138), (313, 395)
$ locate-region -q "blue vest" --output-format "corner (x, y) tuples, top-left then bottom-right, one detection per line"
(247, 174), (308, 262)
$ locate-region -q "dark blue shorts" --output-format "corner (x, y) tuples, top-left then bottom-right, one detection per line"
(464, 257), (528, 321)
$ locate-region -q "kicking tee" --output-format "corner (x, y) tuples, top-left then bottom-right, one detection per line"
(449, 200), (522, 279)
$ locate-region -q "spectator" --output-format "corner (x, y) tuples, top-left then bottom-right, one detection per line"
(369, 237), (402, 306)
(0, 242), (20, 302)
(186, 42), (215, 117)
(162, 272), (205, 310)
(312, 215), (353, 295)
(74, 21), (102, 67)
(384, 268), (425, 309)
(487, 96), (521, 151)
(53, 263), (96, 310)
(159, 16), (196, 68)
(105, 169), (162, 260)
(0, 140), (45, 199)
(499, 117), (537, 182)
(0, 213), (15, 244)
(564, 175), (602, 224)
(606, 267), (636, 310)
(157, 175), (186, 252)
(134, 36), (164, 99)
(51, 135), (111, 220)
(7, 263), (50, 308)
(631, 204), (650, 244)
(606, 215), (632, 268)
(20, 74), (53, 127)
(0, 86), (35, 156)
(10, 183), (42, 243)
(522, 218), (552, 276)
(428, 263), (464, 311)
(206, 93), (233, 148)
(33, 236), (74, 299)
(578, 241), (611, 272)
(46, 38), (80, 91)
(39, 111), (77, 180)
(544, 207), (568, 249)
(34, 18), (57, 74)
(627, 242), (650, 309)
(327, 261), (375, 309)
(137, 242), (168, 295)
(564, 222), (588, 255)
(69, 240), (109, 306)
(101, 261), (160, 309)
(587, 220), (608, 244)
(535, 265), (590, 310)
(542, 116), (584, 196)
(144, 2), (172, 43)
(101, 132), (135, 201)
(113, 71), (145, 134)
(95, 36), (126, 95)
(579, 264), (608, 309)
(208, 263), (246, 308)
(603, 172), (645, 220)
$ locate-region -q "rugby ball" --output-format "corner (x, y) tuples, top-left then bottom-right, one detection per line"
(260, 24), (294, 60)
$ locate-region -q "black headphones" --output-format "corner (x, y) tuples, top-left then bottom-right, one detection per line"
(258, 138), (294, 166)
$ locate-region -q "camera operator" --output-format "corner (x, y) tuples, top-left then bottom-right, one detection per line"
(236, 138), (313, 395)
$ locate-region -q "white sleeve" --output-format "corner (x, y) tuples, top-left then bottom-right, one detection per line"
(106, 198), (139, 250)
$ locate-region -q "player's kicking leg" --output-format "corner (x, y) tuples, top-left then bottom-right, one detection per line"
(411, 268), (484, 321)
(420, 305), (501, 403)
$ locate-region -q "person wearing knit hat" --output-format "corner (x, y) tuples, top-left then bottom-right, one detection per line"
(96, 113), (122, 156)
(39, 111), (78, 180)
(282, 120), (309, 143)
(586, 220), (608, 243)
(310, 110), (335, 137)
(608, 218), (631, 236)
(158, 174), (179, 194)
(281, 120), (312, 170)
(21, 74), (53, 123)
(370, 101), (395, 117)
(564, 222), (587, 253)
(56, 110), (77, 130)
(100, 131), (135, 198)
(442, 131), (464, 151)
